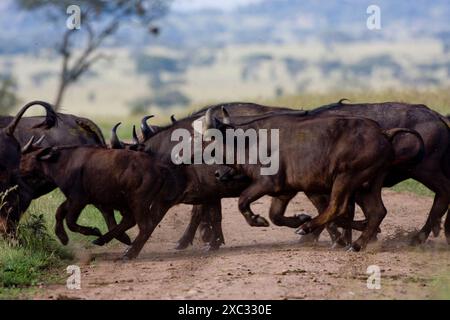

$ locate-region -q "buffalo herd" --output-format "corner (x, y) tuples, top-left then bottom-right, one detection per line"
(0, 99), (449, 259)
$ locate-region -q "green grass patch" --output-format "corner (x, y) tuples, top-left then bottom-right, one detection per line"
(391, 179), (434, 197)
(431, 273), (450, 299)
(26, 190), (126, 250)
(0, 189), (120, 298)
(0, 213), (71, 297)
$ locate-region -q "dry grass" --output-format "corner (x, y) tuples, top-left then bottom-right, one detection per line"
(259, 87), (450, 115)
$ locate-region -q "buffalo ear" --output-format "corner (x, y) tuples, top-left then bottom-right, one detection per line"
(36, 147), (59, 162)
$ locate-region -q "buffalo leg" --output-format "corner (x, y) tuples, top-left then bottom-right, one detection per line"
(445, 207), (450, 244)
(238, 182), (272, 227)
(339, 199), (355, 247)
(410, 172), (450, 244)
(302, 193), (343, 245)
(175, 205), (203, 250)
(123, 201), (171, 260)
(269, 193), (312, 228)
(297, 174), (354, 234)
(97, 206), (132, 245)
(55, 200), (70, 245)
(350, 180), (386, 252)
(65, 200), (102, 238)
(92, 213), (136, 246)
(200, 203), (217, 243)
(205, 201), (225, 250)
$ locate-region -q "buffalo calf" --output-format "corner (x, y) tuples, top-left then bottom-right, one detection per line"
(20, 145), (181, 258)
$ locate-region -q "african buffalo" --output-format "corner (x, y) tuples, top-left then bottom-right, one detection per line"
(1, 104), (135, 243)
(179, 101), (449, 247)
(20, 145), (182, 257)
(202, 107), (424, 251)
(111, 103), (293, 250)
(0, 101), (57, 233)
(304, 101), (449, 244)
(0, 110), (107, 200)
(112, 100), (448, 250)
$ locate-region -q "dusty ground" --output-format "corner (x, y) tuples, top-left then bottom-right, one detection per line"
(38, 190), (450, 300)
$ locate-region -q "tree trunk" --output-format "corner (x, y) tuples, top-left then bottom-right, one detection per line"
(53, 77), (67, 111)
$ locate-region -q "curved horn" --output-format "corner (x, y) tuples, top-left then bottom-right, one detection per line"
(110, 123), (124, 149)
(21, 136), (35, 153)
(132, 125), (139, 145)
(5, 101), (55, 136)
(205, 108), (214, 128)
(170, 115), (177, 123)
(221, 106), (231, 125)
(140, 115), (155, 140)
(34, 135), (45, 146)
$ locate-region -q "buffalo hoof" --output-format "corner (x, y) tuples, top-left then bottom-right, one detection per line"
(175, 240), (191, 250)
(200, 226), (214, 243)
(122, 247), (137, 260)
(91, 227), (103, 237)
(410, 232), (427, 246)
(344, 244), (353, 251)
(116, 233), (132, 246)
(253, 215), (270, 227)
(432, 223), (441, 237)
(203, 243), (221, 252)
(331, 239), (347, 249)
(347, 244), (361, 252)
(295, 213), (312, 225)
(92, 238), (106, 246)
(57, 233), (69, 246)
(207, 236), (224, 251)
(296, 222), (313, 235)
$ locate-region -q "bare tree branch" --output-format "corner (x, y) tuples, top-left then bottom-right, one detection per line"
(19, 0), (173, 110)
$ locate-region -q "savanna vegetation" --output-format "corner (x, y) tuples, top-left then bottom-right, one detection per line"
(0, 87), (449, 298)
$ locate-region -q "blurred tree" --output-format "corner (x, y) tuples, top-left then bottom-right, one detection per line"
(17, 0), (172, 110)
(0, 75), (19, 114)
(128, 96), (152, 115)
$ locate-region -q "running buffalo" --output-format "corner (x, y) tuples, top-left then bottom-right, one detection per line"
(202, 107), (424, 250)
(183, 101), (449, 247)
(111, 103), (293, 250)
(20, 145), (183, 258)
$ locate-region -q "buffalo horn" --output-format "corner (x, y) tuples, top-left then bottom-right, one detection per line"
(221, 106), (231, 125)
(111, 123), (124, 149)
(132, 125), (139, 145)
(21, 136), (35, 153)
(34, 135), (45, 146)
(140, 115), (155, 140)
(205, 108), (214, 128)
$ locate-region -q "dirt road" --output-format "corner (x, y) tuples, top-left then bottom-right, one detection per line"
(39, 190), (450, 299)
